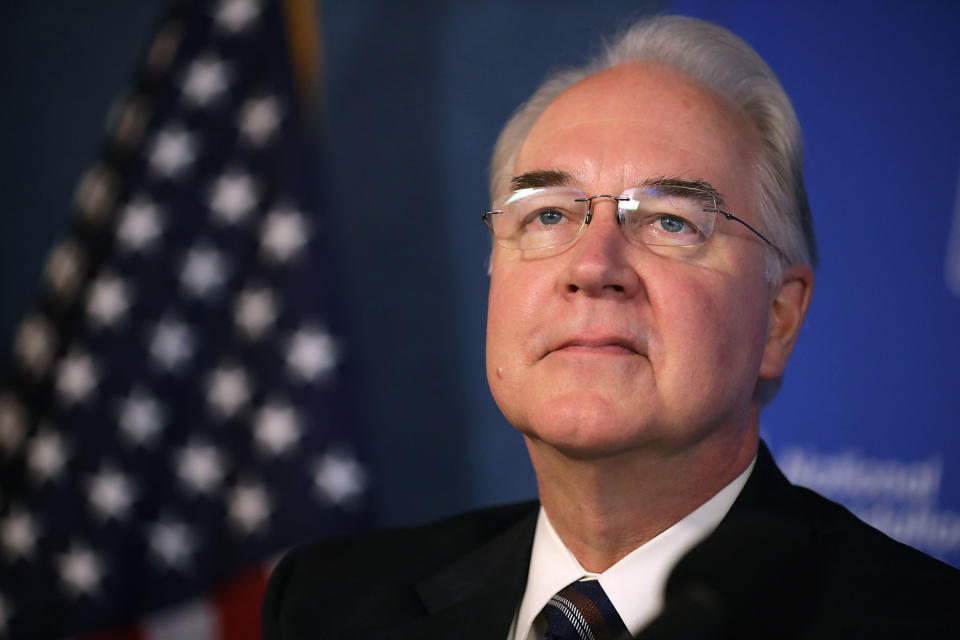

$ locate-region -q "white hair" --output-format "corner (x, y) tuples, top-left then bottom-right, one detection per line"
(489, 15), (818, 281)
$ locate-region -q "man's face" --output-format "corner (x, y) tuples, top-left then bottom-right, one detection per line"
(486, 62), (791, 459)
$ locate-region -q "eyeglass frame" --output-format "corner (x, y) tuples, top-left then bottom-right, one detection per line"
(481, 186), (786, 260)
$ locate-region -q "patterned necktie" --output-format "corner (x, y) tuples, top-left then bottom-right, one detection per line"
(541, 580), (631, 640)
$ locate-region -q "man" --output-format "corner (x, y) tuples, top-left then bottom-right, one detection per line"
(262, 15), (960, 639)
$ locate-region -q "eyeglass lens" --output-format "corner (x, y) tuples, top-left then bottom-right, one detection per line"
(489, 186), (718, 251)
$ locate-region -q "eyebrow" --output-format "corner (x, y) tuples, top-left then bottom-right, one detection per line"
(509, 169), (577, 190)
(509, 171), (725, 207)
(641, 176), (725, 207)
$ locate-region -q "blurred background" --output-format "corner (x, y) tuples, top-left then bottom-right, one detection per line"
(1, 0), (959, 636)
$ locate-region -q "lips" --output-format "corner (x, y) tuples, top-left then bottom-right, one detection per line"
(545, 334), (646, 358)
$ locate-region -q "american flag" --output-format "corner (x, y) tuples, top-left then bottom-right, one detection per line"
(0, 0), (370, 637)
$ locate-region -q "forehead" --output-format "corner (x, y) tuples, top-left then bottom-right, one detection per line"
(515, 62), (761, 197)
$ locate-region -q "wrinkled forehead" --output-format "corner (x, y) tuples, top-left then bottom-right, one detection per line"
(514, 62), (762, 202)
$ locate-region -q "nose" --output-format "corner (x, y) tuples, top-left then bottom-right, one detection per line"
(560, 198), (643, 298)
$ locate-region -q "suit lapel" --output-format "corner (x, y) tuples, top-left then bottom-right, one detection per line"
(409, 504), (539, 639)
(639, 441), (819, 638)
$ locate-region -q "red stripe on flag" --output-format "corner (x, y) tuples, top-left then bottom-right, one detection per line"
(214, 566), (270, 640)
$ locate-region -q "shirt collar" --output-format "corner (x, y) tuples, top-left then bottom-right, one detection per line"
(512, 457), (755, 639)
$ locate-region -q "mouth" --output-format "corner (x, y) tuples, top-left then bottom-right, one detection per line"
(547, 336), (644, 358)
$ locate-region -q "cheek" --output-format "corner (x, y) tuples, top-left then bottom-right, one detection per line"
(486, 258), (575, 430)
(485, 266), (542, 401)
(486, 264), (552, 361)
(648, 273), (769, 400)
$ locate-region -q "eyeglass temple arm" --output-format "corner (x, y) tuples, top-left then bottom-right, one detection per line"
(481, 210), (502, 228)
(707, 208), (787, 260)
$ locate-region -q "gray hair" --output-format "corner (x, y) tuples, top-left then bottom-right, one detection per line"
(489, 15), (818, 280)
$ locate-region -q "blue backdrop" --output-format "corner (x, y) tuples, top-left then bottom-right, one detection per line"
(2, 0), (958, 567)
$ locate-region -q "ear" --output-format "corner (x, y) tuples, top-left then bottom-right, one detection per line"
(758, 264), (814, 380)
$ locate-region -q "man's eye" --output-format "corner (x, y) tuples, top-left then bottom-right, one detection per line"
(538, 209), (565, 225)
(657, 214), (691, 234)
(525, 208), (567, 227)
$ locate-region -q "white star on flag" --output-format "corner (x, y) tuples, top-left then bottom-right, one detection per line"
(261, 206), (310, 263)
(180, 244), (230, 299)
(55, 349), (100, 405)
(148, 517), (197, 571)
(86, 272), (132, 329)
(0, 508), (39, 560)
(58, 543), (106, 598)
(228, 480), (270, 534)
(0, 394), (26, 456)
(286, 326), (338, 383)
(26, 427), (70, 484)
(117, 388), (166, 447)
(214, 0), (261, 33)
(233, 284), (279, 340)
(149, 316), (196, 373)
(253, 400), (300, 456)
(208, 169), (258, 225)
(87, 465), (137, 521)
(176, 441), (226, 494)
(116, 197), (164, 253)
(73, 164), (118, 225)
(13, 314), (57, 378)
(313, 449), (367, 506)
(43, 239), (87, 302)
(238, 94), (283, 146)
(148, 125), (198, 178)
(206, 363), (253, 419)
(180, 54), (231, 107)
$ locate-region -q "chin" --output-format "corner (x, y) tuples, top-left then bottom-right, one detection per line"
(522, 392), (658, 460)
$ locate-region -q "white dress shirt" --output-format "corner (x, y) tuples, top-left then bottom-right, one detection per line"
(508, 458), (755, 640)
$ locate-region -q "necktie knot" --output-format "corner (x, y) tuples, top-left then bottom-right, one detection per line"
(541, 580), (630, 640)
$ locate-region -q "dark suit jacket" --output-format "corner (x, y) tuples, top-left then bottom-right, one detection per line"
(262, 443), (960, 639)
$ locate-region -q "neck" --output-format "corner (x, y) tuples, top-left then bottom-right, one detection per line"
(528, 425), (758, 573)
